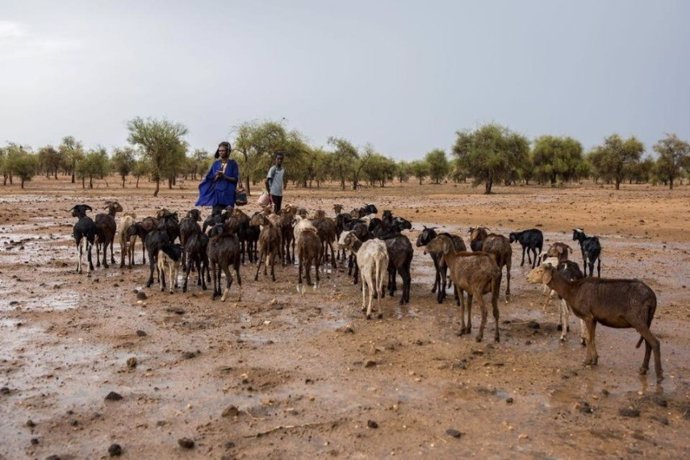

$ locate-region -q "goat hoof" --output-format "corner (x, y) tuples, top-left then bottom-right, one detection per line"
(494, 336), (500, 343)
(656, 375), (664, 383)
(639, 367), (648, 375)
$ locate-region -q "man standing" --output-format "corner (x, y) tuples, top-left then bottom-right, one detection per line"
(265, 152), (285, 213)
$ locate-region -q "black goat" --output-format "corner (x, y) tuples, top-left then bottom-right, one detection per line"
(157, 209), (180, 243)
(572, 228), (601, 277)
(207, 223), (242, 301)
(509, 228), (543, 268)
(94, 201), (123, 268)
(71, 204), (97, 274)
(182, 229), (210, 292)
(179, 209), (202, 270)
(125, 217), (158, 265)
(144, 228), (170, 288)
(416, 226), (466, 303)
(385, 235), (413, 305)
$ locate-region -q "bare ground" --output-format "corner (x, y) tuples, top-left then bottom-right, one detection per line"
(1, 177), (690, 459)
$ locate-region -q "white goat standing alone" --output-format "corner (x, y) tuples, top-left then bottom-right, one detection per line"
(157, 243), (183, 294)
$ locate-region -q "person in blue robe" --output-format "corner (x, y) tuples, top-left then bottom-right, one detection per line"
(195, 141), (239, 216)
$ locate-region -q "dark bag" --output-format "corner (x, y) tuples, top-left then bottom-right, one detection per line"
(235, 185), (248, 206)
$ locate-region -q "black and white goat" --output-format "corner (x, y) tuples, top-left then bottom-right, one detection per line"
(509, 228), (543, 268)
(157, 243), (183, 293)
(572, 228), (601, 277)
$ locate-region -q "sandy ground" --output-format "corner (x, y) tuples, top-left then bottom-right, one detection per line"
(1, 176), (690, 459)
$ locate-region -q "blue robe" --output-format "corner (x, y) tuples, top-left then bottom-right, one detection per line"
(195, 159), (239, 207)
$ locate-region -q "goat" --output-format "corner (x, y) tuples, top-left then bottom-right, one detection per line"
(157, 243), (183, 293)
(179, 209), (202, 270)
(70, 204), (97, 274)
(572, 228), (601, 277)
(293, 215), (317, 254)
(426, 234), (501, 342)
(297, 227), (321, 294)
(338, 231), (388, 319)
(251, 212), (282, 282)
(539, 257), (587, 343)
(157, 209), (180, 243)
(312, 210), (338, 269)
(144, 228), (170, 288)
(384, 234), (413, 305)
(207, 223), (242, 301)
(278, 210), (295, 265)
(118, 212), (136, 268)
(126, 216), (158, 265)
(343, 219), (371, 284)
(509, 228), (543, 268)
(545, 242), (573, 263)
(416, 226), (466, 303)
(527, 264), (662, 382)
(95, 201), (123, 268)
(470, 227), (512, 301)
(182, 229), (210, 292)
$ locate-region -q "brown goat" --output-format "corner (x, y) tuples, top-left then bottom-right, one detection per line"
(297, 227), (321, 294)
(527, 264), (662, 382)
(470, 227), (512, 301)
(545, 242), (573, 263)
(427, 235), (501, 342)
(250, 212), (282, 282)
(312, 210), (337, 269)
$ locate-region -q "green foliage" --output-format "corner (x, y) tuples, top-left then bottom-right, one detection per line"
(588, 134), (644, 189)
(127, 117), (188, 196)
(59, 136), (85, 183)
(131, 159), (149, 188)
(327, 137), (359, 190)
(187, 148), (212, 181)
(112, 146), (136, 187)
(362, 152), (396, 187)
(234, 121), (288, 194)
(37, 145), (61, 179)
(653, 133), (690, 189)
(4, 145), (38, 188)
(453, 123), (529, 193)
(531, 136), (585, 185)
(410, 160), (429, 185)
(424, 149), (450, 184)
(78, 148), (110, 189)
(395, 161), (411, 183)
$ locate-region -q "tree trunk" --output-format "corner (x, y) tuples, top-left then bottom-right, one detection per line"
(54, 170), (58, 180)
(136, 177), (140, 188)
(484, 177), (493, 194)
(615, 179), (621, 190)
(20, 178), (25, 189)
(670, 177), (674, 190)
(154, 178), (160, 197)
(89, 176), (93, 189)
(122, 176), (126, 188)
(82, 177), (86, 189)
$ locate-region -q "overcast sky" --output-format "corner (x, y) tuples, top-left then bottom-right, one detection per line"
(1, 1), (688, 160)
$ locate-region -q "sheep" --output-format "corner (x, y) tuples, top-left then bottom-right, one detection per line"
(251, 212), (282, 282)
(70, 204), (97, 274)
(545, 242), (573, 263)
(125, 216), (158, 265)
(415, 226), (466, 303)
(426, 234), (501, 342)
(508, 228), (543, 268)
(527, 264), (662, 382)
(338, 231), (389, 319)
(95, 200), (123, 268)
(296, 227), (321, 294)
(207, 223), (242, 301)
(118, 212), (137, 268)
(157, 243), (183, 293)
(572, 228), (602, 277)
(179, 209), (202, 270)
(144, 228), (170, 288)
(182, 229), (210, 292)
(470, 227), (512, 301)
(539, 257), (587, 343)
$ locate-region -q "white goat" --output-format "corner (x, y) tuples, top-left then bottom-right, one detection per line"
(157, 244), (183, 294)
(338, 231), (389, 319)
(293, 215), (317, 250)
(117, 212), (136, 268)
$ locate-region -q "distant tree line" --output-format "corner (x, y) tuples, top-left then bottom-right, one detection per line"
(1, 119), (689, 194)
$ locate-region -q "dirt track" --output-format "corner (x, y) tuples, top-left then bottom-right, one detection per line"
(1, 177), (690, 459)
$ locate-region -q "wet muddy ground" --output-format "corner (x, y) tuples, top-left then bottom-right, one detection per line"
(1, 178), (690, 459)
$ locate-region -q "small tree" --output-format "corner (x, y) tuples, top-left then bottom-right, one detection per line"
(132, 159), (149, 188)
(111, 147), (136, 188)
(127, 117), (188, 197)
(653, 133), (690, 190)
(9, 151), (39, 188)
(37, 145), (62, 179)
(453, 124), (529, 194)
(588, 134), (644, 190)
(59, 136), (85, 184)
(410, 160), (429, 185)
(425, 149), (450, 184)
(395, 160), (411, 183)
(531, 136), (585, 185)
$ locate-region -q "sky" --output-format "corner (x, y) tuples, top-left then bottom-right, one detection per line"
(1, 0), (689, 160)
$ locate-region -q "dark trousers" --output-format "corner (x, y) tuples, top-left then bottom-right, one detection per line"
(212, 204), (232, 216)
(271, 194), (282, 214)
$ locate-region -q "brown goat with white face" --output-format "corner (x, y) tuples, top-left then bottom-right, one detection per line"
(527, 264), (662, 382)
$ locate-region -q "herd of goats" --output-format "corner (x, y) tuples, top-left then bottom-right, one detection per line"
(66, 200), (664, 383)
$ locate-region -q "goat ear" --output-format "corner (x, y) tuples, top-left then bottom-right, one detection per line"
(84, 205), (93, 211)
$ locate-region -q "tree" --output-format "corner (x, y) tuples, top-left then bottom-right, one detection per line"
(395, 161), (411, 183)
(234, 121), (287, 195)
(653, 133), (690, 190)
(425, 149), (450, 184)
(37, 145), (62, 179)
(588, 134), (644, 190)
(127, 117), (188, 197)
(188, 148), (211, 181)
(327, 137), (359, 190)
(6, 148), (38, 188)
(132, 159), (149, 188)
(78, 148), (110, 189)
(362, 152), (396, 187)
(111, 147), (136, 188)
(59, 136), (84, 183)
(453, 124), (529, 194)
(410, 160), (429, 185)
(531, 136), (585, 185)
